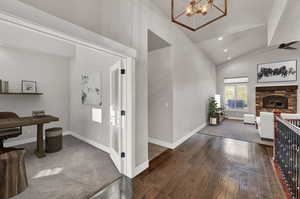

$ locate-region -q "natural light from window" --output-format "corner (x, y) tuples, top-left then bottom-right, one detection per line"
(224, 77), (248, 110)
(33, 167), (64, 179)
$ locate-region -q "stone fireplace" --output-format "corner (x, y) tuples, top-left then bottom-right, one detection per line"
(256, 85), (298, 116)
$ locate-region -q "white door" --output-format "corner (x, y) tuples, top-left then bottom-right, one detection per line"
(110, 60), (123, 172)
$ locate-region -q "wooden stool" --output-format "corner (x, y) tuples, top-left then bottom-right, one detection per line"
(0, 148), (28, 199)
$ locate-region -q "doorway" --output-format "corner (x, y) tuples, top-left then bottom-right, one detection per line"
(147, 30), (171, 161)
(0, 11), (135, 180)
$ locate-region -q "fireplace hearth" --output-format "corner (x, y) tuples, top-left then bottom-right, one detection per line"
(256, 85), (297, 116)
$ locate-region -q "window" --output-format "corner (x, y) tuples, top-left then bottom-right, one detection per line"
(215, 94), (221, 108)
(224, 78), (248, 110)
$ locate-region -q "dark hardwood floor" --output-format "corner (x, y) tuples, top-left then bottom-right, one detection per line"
(93, 134), (284, 199)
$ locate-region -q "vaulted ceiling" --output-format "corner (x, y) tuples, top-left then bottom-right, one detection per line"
(152, 0), (275, 65)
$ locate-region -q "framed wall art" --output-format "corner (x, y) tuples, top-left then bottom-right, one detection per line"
(257, 60), (297, 83)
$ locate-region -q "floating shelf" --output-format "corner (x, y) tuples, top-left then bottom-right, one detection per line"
(0, 92), (43, 95)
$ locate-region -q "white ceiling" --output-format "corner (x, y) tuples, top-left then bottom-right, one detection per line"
(0, 20), (75, 58)
(152, 0), (275, 65)
(198, 25), (267, 65)
(268, 0), (300, 46)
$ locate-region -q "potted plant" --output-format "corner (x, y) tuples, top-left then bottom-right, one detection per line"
(208, 97), (218, 125)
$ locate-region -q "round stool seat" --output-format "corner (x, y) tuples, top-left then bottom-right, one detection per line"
(45, 128), (63, 153)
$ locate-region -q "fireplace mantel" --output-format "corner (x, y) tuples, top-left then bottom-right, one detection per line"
(256, 85), (298, 92)
(256, 85), (298, 116)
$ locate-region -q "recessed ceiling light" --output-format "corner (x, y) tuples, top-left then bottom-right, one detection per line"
(227, 57), (232, 60)
(224, 48), (228, 53)
(218, 36), (223, 41)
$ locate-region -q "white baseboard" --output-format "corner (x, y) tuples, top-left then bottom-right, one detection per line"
(148, 137), (173, 149)
(140, 123), (207, 177)
(5, 131), (71, 147)
(149, 123), (207, 150)
(172, 122), (207, 149)
(5, 131), (110, 154)
(68, 131), (110, 154)
(134, 160), (149, 177)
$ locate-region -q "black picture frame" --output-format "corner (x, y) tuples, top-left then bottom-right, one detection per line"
(257, 59), (297, 83)
(22, 80), (37, 93)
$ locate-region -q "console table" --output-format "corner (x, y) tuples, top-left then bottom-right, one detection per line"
(0, 115), (59, 158)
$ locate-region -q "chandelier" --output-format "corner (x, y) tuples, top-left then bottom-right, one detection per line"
(171, 0), (228, 31)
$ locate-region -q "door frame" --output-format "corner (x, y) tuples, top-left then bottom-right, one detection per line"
(109, 58), (135, 177)
(0, 12), (136, 178)
(109, 60), (123, 172)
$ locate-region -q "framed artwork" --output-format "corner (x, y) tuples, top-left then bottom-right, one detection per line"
(81, 72), (102, 106)
(22, 80), (37, 93)
(257, 60), (297, 83)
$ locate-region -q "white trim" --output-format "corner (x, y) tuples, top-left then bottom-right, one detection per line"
(69, 131), (111, 154)
(5, 130), (111, 155)
(226, 117), (244, 121)
(172, 123), (207, 149)
(124, 57), (135, 178)
(137, 123), (207, 177)
(0, 6), (135, 179)
(0, 1), (136, 58)
(149, 137), (173, 149)
(5, 131), (71, 147)
(109, 60), (123, 172)
(134, 160), (149, 177)
(149, 123), (207, 150)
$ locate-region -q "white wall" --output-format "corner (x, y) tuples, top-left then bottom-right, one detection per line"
(217, 47), (300, 118)
(148, 47), (173, 143)
(0, 46), (70, 141)
(171, 35), (216, 142)
(17, 0), (217, 167)
(70, 45), (120, 147)
(148, 43), (216, 145)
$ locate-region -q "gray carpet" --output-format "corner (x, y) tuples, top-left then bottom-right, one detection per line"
(12, 135), (121, 199)
(199, 120), (273, 146)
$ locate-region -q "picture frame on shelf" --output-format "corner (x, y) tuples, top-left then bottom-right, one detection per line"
(22, 80), (37, 93)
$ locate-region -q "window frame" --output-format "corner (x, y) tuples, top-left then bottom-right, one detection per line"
(224, 82), (249, 112)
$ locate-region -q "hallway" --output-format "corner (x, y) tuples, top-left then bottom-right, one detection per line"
(133, 134), (283, 199)
(93, 133), (284, 199)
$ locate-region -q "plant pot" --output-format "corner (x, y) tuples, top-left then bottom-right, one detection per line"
(210, 117), (218, 125)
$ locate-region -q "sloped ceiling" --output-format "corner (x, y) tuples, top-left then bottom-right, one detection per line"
(152, 0), (274, 65)
(268, 0), (300, 46)
(198, 26), (268, 65)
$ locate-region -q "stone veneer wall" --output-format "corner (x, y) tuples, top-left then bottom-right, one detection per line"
(256, 85), (298, 116)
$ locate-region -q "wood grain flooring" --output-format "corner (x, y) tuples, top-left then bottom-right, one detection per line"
(133, 134), (284, 199)
(148, 143), (168, 161)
